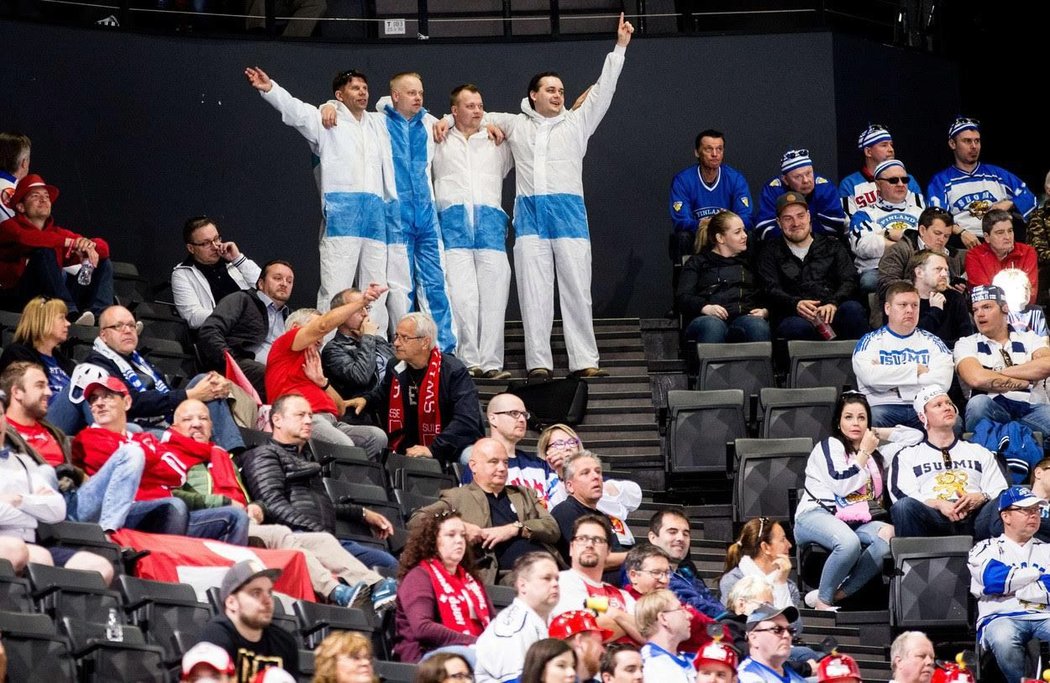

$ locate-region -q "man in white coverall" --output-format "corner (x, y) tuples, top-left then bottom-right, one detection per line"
(244, 67), (396, 332)
(433, 84), (514, 379)
(441, 14), (633, 379)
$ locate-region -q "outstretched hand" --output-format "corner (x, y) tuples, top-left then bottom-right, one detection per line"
(616, 12), (634, 47)
(244, 67), (273, 93)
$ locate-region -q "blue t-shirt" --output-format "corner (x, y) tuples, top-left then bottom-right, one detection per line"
(39, 353), (71, 404)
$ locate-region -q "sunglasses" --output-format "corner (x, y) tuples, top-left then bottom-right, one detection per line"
(877, 175), (911, 185)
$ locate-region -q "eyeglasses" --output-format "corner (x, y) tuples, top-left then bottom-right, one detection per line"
(940, 447), (953, 470)
(102, 321), (137, 332)
(636, 568), (672, 579)
(953, 116), (981, 128)
(190, 236), (222, 247)
(393, 333), (426, 343)
(1007, 506), (1045, 517)
(493, 410), (530, 421)
(572, 535), (609, 546)
(751, 625), (797, 638)
(547, 438), (580, 450)
(660, 606), (686, 614)
(877, 175), (911, 185)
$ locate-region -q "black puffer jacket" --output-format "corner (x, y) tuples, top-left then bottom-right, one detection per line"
(756, 234), (859, 320)
(197, 289), (287, 370)
(240, 439), (363, 533)
(676, 249), (764, 320)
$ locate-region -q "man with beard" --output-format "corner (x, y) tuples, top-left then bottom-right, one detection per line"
(909, 250), (973, 348)
(755, 192), (866, 341)
(853, 282), (954, 429)
(549, 610), (611, 682)
(637, 589), (695, 683)
(475, 552), (562, 683)
(197, 560), (299, 681)
(647, 509), (723, 618)
(878, 206), (967, 303)
(552, 514), (642, 643)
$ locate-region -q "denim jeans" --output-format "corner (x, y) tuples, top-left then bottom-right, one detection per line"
(793, 508), (891, 603)
(775, 300), (869, 340)
(890, 495), (1000, 537)
(339, 539), (398, 569)
(16, 249), (115, 316)
(685, 314), (771, 343)
(858, 269), (879, 294)
(982, 616), (1050, 683)
(65, 443), (145, 531)
(964, 394), (1050, 435)
(187, 507), (250, 545)
(123, 497), (190, 535)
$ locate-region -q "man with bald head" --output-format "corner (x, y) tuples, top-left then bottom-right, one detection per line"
(52, 305), (245, 452)
(412, 437), (562, 583)
(889, 631), (935, 683)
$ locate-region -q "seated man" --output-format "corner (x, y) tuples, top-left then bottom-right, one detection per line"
(196, 560), (299, 679)
(755, 191), (866, 341)
(54, 305), (246, 453)
(888, 385), (1007, 537)
(637, 589), (696, 683)
(853, 282), (954, 429)
(600, 644), (645, 683)
(72, 376), (245, 539)
(738, 604), (806, 683)
(0, 174), (112, 325)
(171, 216), (262, 329)
(909, 249), (973, 349)
(977, 457), (1050, 543)
(474, 552), (562, 683)
(0, 389), (114, 584)
(954, 285), (1050, 434)
(264, 286), (387, 458)
(240, 393), (399, 572)
(411, 438), (561, 583)
(551, 451), (634, 577)
(848, 159), (926, 293)
(549, 610), (611, 683)
(647, 508), (723, 618)
(888, 632), (936, 683)
(464, 392), (543, 484)
(197, 259), (293, 401)
(2, 361), (144, 534)
(0, 131), (31, 222)
(754, 149), (846, 241)
(551, 514), (642, 643)
(839, 124), (923, 220)
(877, 206), (967, 303)
(320, 288), (395, 412)
(348, 311), (484, 465)
(968, 485), (1050, 683)
(965, 209), (1038, 304)
(166, 397), (395, 610)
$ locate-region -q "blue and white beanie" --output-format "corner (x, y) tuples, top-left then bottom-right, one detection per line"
(857, 124), (892, 150)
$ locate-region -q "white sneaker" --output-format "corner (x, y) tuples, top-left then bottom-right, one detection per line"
(804, 589), (819, 608)
(74, 311), (95, 326)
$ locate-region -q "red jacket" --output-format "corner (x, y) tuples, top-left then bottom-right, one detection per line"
(158, 430), (248, 506)
(0, 214), (111, 289)
(72, 427), (191, 501)
(965, 241), (1039, 304)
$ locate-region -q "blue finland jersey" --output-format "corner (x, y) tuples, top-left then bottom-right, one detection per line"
(669, 164), (754, 232)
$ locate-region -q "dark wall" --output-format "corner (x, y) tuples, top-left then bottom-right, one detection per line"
(0, 21), (956, 316)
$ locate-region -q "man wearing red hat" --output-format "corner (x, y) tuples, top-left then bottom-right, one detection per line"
(550, 609), (613, 682)
(694, 637), (738, 683)
(180, 641), (236, 683)
(816, 652), (861, 683)
(0, 173), (113, 325)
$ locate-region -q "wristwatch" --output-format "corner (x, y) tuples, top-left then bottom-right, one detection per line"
(513, 521), (525, 537)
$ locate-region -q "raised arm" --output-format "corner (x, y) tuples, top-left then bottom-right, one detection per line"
(244, 66), (323, 148)
(291, 283), (388, 352)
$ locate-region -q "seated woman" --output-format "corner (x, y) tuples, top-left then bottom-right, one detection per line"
(312, 631), (376, 683)
(520, 639), (577, 683)
(718, 577), (818, 678)
(719, 517), (800, 610)
(675, 210), (769, 344)
(793, 392), (894, 611)
(415, 652), (474, 683)
(394, 510), (493, 664)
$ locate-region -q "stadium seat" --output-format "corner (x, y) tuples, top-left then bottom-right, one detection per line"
(787, 340), (858, 390)
(665, 389), (746, 474)
(0, 558), (33, 612)
(759, 386), (838, 440)
(0, 609), (79, 680)
(485, 583), (516, 612)
(375, 660), (420, 683)
(694, 341), (773, 422)
(888, 535), (973, 629)
(239, 426), (272, 448)
(393, 488), (439, 525)
(311, 439), (387, 490)
(27, 562), (122, 623)
(298, 648), (316, 682)
(323, 478), (407, 554)
(732, 437), (813, 522)
(61, 616), (167, 682)
(118, 574), (212, 662)
(293, 600), (374, 649)
(36, 520), (125, 575)
(386, 451), (455, 495)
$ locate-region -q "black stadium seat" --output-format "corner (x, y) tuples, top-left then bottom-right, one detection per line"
(732, 437), (813, 522)
(0, 609), (78, 680)
(27, 562), (122, 623)
(665, 389), (746, 474)
(0, 558), (33, 612)
(61, 616), (167, 682)
(293, 600), (374, 649)
(118, 574), (213, 662)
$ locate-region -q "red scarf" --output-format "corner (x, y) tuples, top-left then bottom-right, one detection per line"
(161, 430), (248, 506)
(388, 348), (443, 452)
(420, 558), (490, 637)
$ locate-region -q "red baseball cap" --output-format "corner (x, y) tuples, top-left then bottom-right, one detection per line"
(817, 653), (862, 683)
(10, 173), (59, 207)
(83, 376), (130, 400)
(180, 642), (234, 679)
(693, 640), (738, 672)
(548, 610), (614, 641)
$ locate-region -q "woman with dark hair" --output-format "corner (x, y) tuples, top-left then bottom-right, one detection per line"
(520, 638), (576, 683)
(393, 510), (493, 664)
(793, 392), (894, 610)
(414, 652), (474, 683)
(719, 517), (799, 610)
(0, 295), (75, 398)
(675, 210), (769, 344)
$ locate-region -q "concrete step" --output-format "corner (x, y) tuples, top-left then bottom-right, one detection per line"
(475, 373), (654, 386)
(503, 318), (641, 334)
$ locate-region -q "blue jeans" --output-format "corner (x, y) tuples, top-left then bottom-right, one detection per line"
(340, 540), (398, 569)
(65, 443), (145, 531)
(964, 394), (1050, 435)
(890, 495), (999, 537)
(123, 497), (190, 535)
(982, 616), (1050, 683)
(775, 300), (869, 340)
(16, 249), (114, 316)
(859, 269), (879, 294)
(793, 508), (891, 603)
(187, 507), (250, 545)
(685, 314), (771, 343)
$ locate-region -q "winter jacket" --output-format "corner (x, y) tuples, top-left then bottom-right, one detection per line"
(321, 331), (395, 399)
(0, 214), (110, 290)
(197, 289), (285, 370)
(676, 249), (764, 320)
(756, 234), (859, 321)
